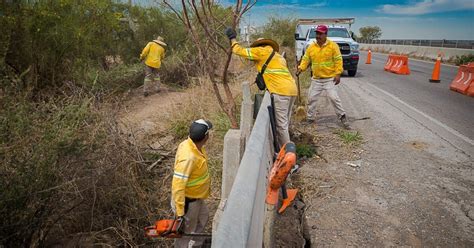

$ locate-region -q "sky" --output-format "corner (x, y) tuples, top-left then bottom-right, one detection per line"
(131, 0), (474, 39)
(229, 0), (474, 40)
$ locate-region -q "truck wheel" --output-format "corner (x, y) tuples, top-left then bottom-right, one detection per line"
(348, 69), (357, 77)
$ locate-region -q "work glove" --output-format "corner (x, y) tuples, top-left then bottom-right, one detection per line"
(225, 27), (237, 40)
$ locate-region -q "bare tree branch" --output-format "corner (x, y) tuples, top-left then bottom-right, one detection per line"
(190, 0), (227, 52)
(162, 1), (186, 24)
(161, 0), (256, 128)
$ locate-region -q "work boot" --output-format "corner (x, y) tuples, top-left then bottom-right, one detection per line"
(340, 114), (350, 129)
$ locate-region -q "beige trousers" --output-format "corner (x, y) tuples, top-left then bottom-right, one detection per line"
(144, 65), (160, 94)
(307, 77), (346, 120)
(173, 199), (209, 248)
(272, 94), (296, 149)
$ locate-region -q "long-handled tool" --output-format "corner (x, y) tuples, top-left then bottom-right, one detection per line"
(294, 75), (306, 122)
(145, 218), (211, 239)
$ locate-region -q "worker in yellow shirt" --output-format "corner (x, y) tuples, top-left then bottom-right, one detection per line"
(225, 28), (298, 149)
(171, 119), (212, 247)
(296, 25), (349, 128)
(140, 36), (166, 97)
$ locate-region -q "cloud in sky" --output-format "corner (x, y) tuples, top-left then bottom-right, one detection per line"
(246, 1), (327, 11)
(377, 0), (474, 15)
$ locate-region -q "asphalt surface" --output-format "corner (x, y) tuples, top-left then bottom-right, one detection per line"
(356, 51), (473, 142)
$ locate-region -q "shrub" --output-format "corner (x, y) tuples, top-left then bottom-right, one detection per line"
(1, 1), (195, 93)
(296, 144), (316, 158)
(251, 17), (298, 48)
(453, 54), (474, 66)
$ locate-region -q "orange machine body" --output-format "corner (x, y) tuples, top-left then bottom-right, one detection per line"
(266, 142), (297, 205)
(145, 219), (183, 238)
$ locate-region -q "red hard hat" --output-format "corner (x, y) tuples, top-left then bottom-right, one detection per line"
(316, 25), (328, 34)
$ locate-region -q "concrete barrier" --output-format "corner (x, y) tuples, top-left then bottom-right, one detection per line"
(360, 44), (474, 61)
(213, 92), (275, 247)
(218, 82), (253, 200)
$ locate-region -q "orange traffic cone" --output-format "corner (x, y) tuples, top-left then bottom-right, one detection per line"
(429, 54), (442, 83)
(366, 50), (372, 64)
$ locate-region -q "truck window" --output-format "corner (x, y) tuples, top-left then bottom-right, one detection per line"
(308, 28), (350, 39)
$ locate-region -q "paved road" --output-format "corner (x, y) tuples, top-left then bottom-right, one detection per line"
(355, 51), (473, 142)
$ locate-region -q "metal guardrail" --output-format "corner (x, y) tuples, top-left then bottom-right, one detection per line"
(358, 39), (474, 49)
(213, 92), (274, 247)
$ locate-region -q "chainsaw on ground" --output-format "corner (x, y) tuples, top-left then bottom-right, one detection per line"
(144, 217), (212, 239)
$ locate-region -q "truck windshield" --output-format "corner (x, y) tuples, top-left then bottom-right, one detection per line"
(309, 28), (350, 38)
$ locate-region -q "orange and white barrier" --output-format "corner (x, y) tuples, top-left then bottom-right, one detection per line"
(450, 62), (474, 96)
(467, 83), (474, 97)
(384, 54), (410, 75)
(384, 54), (394, 71)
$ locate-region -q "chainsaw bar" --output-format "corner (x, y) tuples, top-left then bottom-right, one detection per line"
(145, 225), (211, 238)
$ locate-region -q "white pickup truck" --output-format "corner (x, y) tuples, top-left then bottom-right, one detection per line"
(295, 18), (359, 77)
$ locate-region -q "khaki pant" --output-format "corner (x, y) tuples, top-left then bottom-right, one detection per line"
(307, 78), (345, 120)
(172, 199), (209, 248)
(272, 94), (296, 149)
(144, 65), (160, 95)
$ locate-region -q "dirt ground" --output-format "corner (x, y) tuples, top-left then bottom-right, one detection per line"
(275, 77), (473, 247)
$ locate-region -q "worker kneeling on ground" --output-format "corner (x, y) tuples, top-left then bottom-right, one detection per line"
(140, 36), (166, 97)
(225, 27), (298, 148)
(296, 25), (349, 128)
(171, 119), (212, 247)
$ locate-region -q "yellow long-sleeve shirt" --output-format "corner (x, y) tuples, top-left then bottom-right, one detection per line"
(232, 41), (297, 96)
(171, 138), (210, 216)
(298, 39), (343, 79)
(140, 42), (165, 68)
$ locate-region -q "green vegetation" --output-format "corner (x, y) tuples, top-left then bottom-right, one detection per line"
(0, 0), (194, 93)
(453, 54), (474, 66)
(0, 1), (199, 246)
(337, 130), (363, 145)
(296, 143), (316, 158)
(170, 118), (193, 140)
(252, 17), (298, 48)
(358, 26), (382, 40)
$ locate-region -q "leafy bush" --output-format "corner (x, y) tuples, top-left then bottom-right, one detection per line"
(1, 1), (196, 93)
(296, 144), (316, 158)
(251, 17), (298, 48)
(453, 54), (474, 66)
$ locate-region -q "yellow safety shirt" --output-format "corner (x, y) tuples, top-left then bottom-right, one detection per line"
(232, 41), (297, 96)
(171, 138), (210, 216)
(140, 42), (165, 69)
(298, 39), (343, 79)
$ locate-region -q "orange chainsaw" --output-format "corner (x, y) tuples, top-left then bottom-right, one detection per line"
(144, 217), (212, 239)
